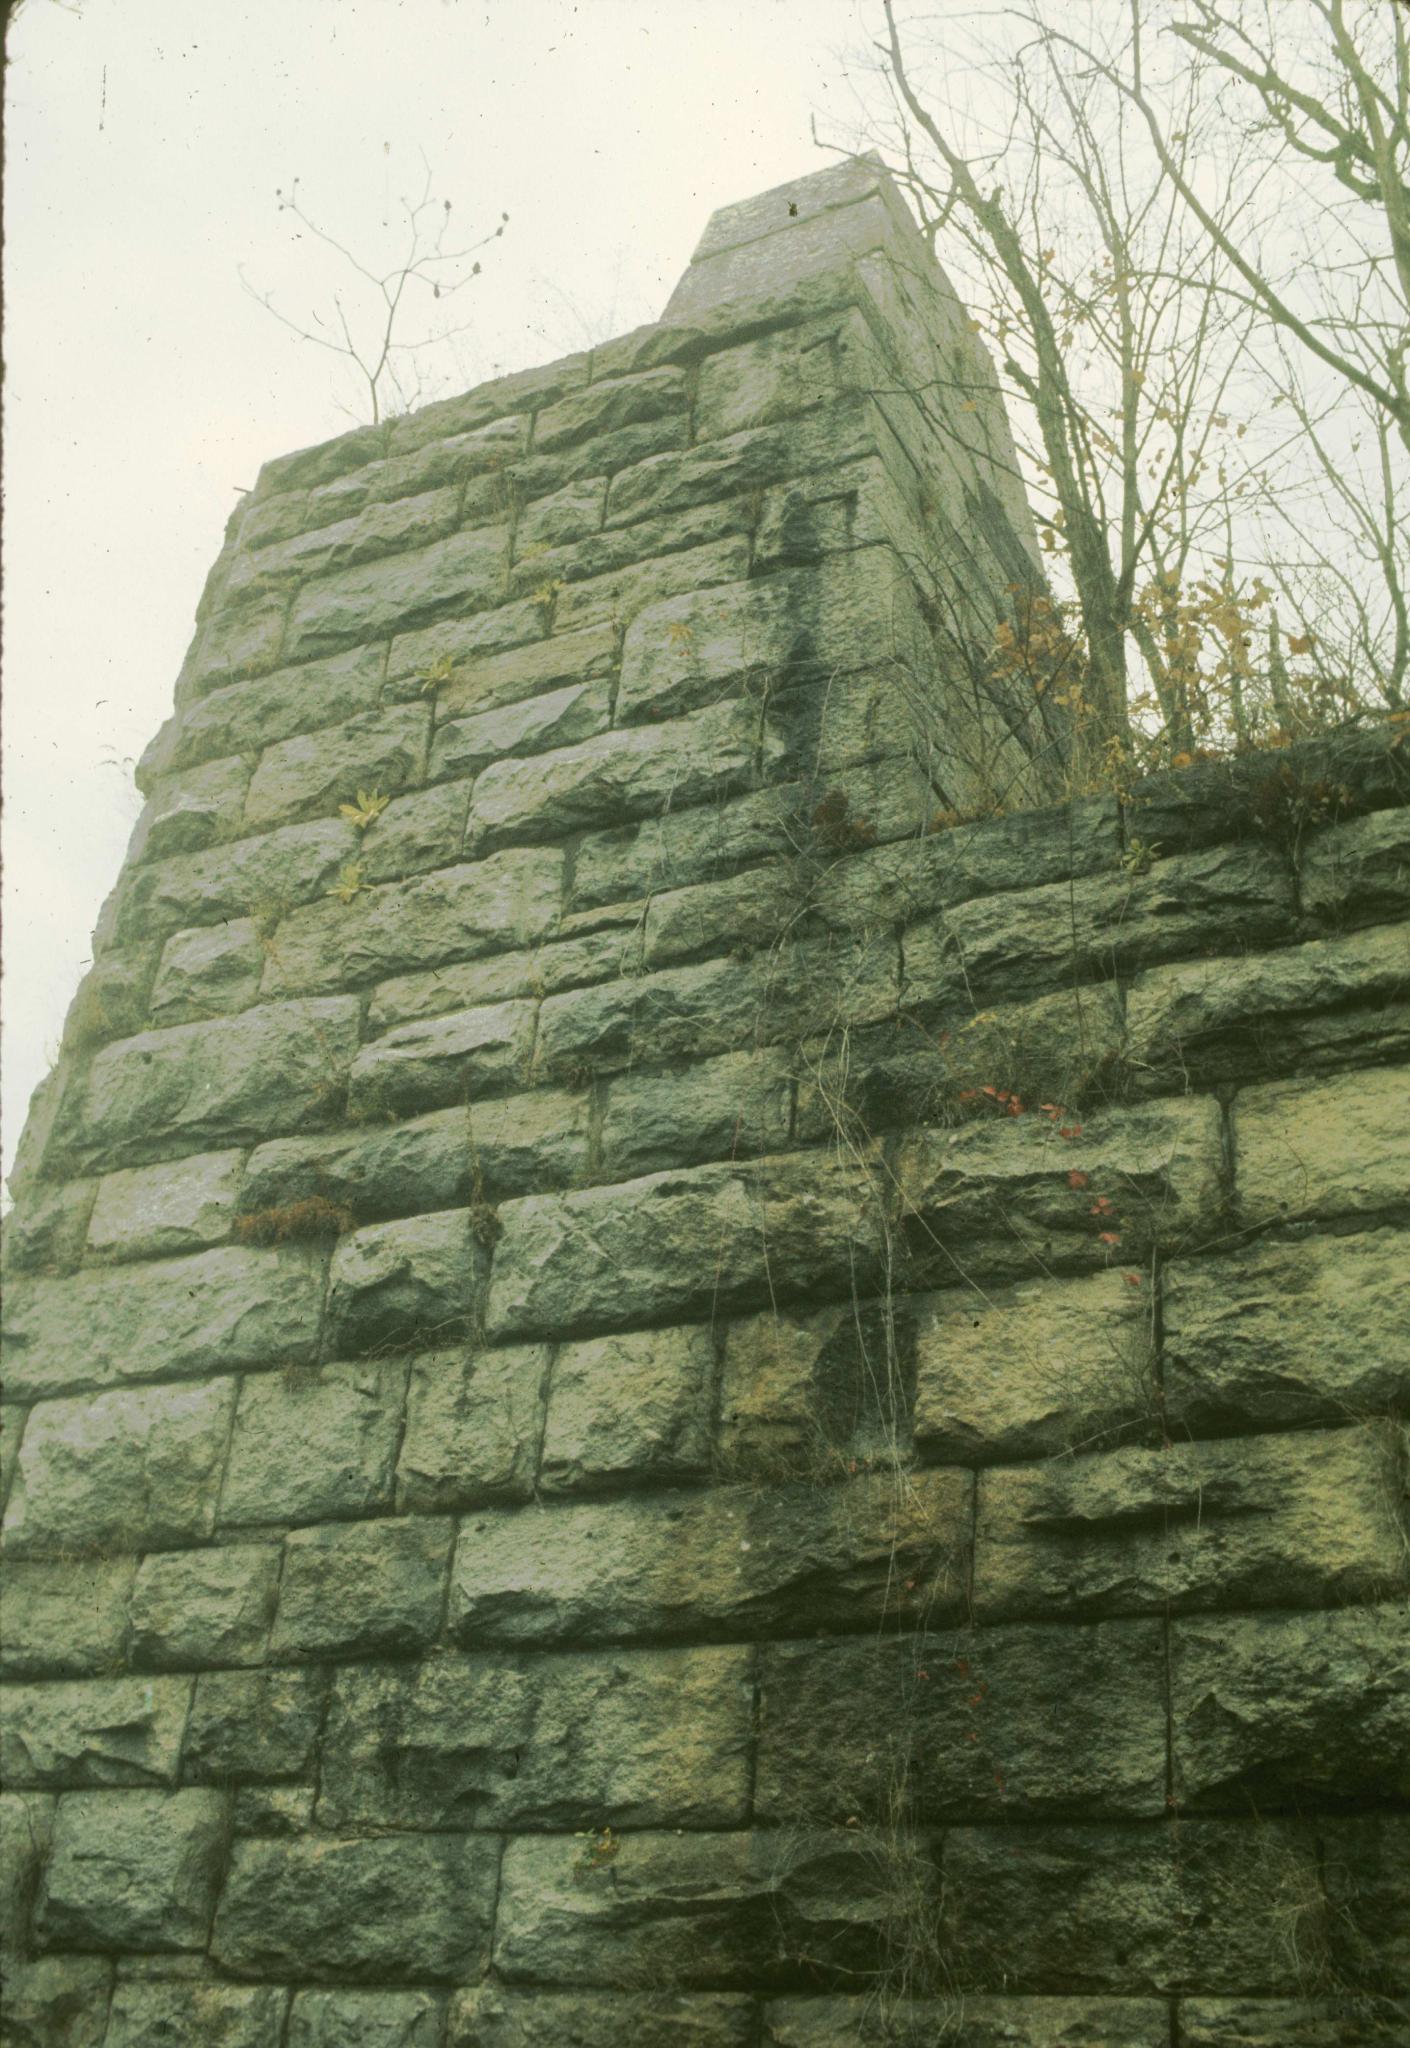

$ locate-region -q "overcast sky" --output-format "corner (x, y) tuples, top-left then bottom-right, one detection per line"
(2, 0), (887, 1190)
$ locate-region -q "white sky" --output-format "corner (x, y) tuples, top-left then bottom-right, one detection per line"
(2, 0), (883, 1190)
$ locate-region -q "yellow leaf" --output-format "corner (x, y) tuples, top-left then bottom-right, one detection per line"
(1287, 633), (1314, 655)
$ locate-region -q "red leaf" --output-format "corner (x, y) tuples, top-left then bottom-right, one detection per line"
(1067, 1169), (1089, 1189)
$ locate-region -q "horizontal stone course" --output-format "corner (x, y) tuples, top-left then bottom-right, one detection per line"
(449, 1468), (971, 1648)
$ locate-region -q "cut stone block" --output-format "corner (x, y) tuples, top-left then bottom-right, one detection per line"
(755, 1617), (1166, 1825)
(211, 1833), (498, 1983)
(60, 997), (361, 1172)
(912, 1269), (1157, 1463)
(86, 1149), (245, 1263)
(182, 1667), (328, 1784)
(128, 1543), (280, 1669)
(317, 1642), (751, 1832)
(1170, 1604), (1410, 1810)
(539, 1324), (716, 1493)
(36, 1787), (229, 1952)
(3, 1378), (238, 1555)
(1234, 1064), (1410, 1225)
(346, 1001), (538, 1120)
(283, 522), (510, 661)
(450, 1469), (972, 1648)
(1162, 1228), (1410, 1432)
(972, 1424), (1408, 1622)
(1, 1676), (192, 1790)
(270, 1515), (454, 1660)
(220, 1359), (410, 1526)
(325, 1208), (480, 1356)
(243, 703), (431, 831)
(2, 1242), (323, 1401)
(150, 920), (266, 1023)
(396, 1345), (546, 1512)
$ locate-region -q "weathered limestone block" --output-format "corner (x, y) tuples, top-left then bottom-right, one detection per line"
(1162, 1228), (1410, 1431)
(36, 1787), (229, 1951)
(317, 1643), (752, 1832)
(1320, 1812), (1410, 1992)
(1, 1675), (192, 1789)
(486, 1147), (888, 1340)
(617, 558), (927, 727)
(287, 1989), (446, 2048)
(241, 1109), (475, 1227)
(1170, 1605), (1410, 1810)
(347, 1001), (537, 1120)
(534, 930), (898, 1080)
(181, 588), (289, 698)
(256, 417), (387, 495)
(325, 1208), (480, 1355)
(103, 1982), (290, 2048)
(128, 1544), (280, 1669)
(514, 475), (607, 550)
(1234, 1064), (1410, 1225)
(383, 600), (549, 700)
(795, 982), (1127, 1149)
(226, 482), (461, 596)
(283, 522), (510, 662)
(143, 643), (385, 778)
(418, 620), (615, 722)
(534, 365), (688, 453)
(396, 1345), (546, 1511)
(509, 417), (695, 516)
(85, 1148), (244, 1262)
(308, 415), (523, 525)
(466, 1086), (593, 1199)
(716, 1297), (912, 1480)
(359, 778), (474, 881)
(149, 920), (266, 1022)
(0, 1558), (135, 1679)
(756, 1617), (1166, 1825)
(243, 702), (431, 831)
(493, 1827), (931, 1989)
(972, 1424), (1407, 1621)
(599, 1048), (794, 1179)
(468, 697), (778, 852)
(904, 842), (1296, 1005)
(368, 929), (625, 1029)
(59, 997), (362, 1172)
(386, 353), (586, 457)
(1178, 1999), (1401, 2048)
(1300, 805), (1410, 923)
(640, 861), (801, 969)
(912, 1269), (1156, 1464)
(231, 1783), (315, 1834)
(115, 818), (359, 945)
(539, 1324), (716, 1493)
(570, 781), (802, 910)
(1125, 924), (1410, 1087)
(182, 1667), (327, 1784)
(762, 1998), (1171, 2046)
(128, 755), (250, 865)
(220, 1359), (410, 1526)
(3, 1379), (237, 1555)
(0, 1957), (113, 2048)
(449, 1469), (971, 1647)
(940, 1819), (1320, 1993)
(0, 1176), (98, 1276)
(211, 1833), (498, 1983)
(258, 847), (563, 997)
(554, 533), (751, 633)
(449, 1988), (756, 2048)
(2, 1242), (322, 1401)
(429, 678), (612, 784)
(694, 313), (856, 442)
(59, 946), (161, 1053)
(893, 1095), (1225, 1284)
(1, 1787), (53, 1952)
(270, 1515), (453, 1660)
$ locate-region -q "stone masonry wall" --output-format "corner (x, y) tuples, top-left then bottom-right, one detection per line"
(3, 158), (1409, 2048)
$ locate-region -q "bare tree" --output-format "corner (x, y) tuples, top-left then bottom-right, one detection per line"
(829, 0), (1407, 766)
(240, 155), (508, 426)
